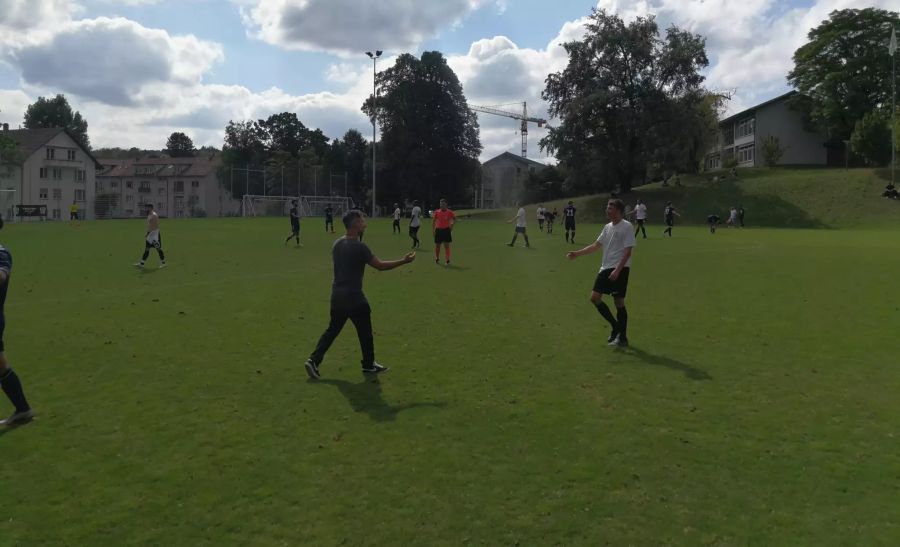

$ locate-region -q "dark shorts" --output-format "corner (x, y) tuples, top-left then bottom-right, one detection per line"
(593, 267), (630, 298)
(565, 219), (576, 230)
(0, 314), (5, 352)
(515, 226), (526, 234)
(409, 226), (420, 236)
(636, 218), (646, 226)
(434, 228), (452, 244)
(325, 216), (334, 225)
(665, 217), (674, 227)
(70, 212), (78, 220)
(393, 219), (400, 226)
(290, 221), (300, 233)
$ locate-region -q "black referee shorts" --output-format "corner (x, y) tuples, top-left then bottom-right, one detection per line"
(593, 267), (630, 298)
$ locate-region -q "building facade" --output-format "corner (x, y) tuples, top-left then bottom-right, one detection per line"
(0, 126), (97, 220)
(480, 151), (551, 208)
(705, 91), (829, 171)
(94, 154), (240, 218)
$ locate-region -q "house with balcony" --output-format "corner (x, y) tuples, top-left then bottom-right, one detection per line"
(0, 125), (97, 220)
(94, 154), (239, 218)
(705, 91), (830, 171)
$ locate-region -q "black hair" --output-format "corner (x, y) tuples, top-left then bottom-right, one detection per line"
(342, 209), (364, 228)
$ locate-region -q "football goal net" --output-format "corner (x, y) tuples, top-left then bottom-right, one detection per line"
(241, 195), (356, 218)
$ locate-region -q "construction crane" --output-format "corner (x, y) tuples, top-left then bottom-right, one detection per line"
(470, 102), (547, 159)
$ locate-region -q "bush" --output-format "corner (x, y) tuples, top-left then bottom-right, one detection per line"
(723, 156), (738, 169)
(850, 111), (891, 166)
(760, 135), (785, 168)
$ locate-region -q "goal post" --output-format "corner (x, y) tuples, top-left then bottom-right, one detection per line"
(241, 195), (356, 218)
(0, 189), (15, 222)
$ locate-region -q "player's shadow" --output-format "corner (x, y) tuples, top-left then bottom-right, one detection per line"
(444, 264), (470, 271)
(0, 420), (34, 437)
(622, 346), (712, 381)
(315, 378), (447, 422)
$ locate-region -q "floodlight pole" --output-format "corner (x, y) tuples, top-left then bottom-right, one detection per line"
(892, 29), (896, 187)
(366, 50), (382, 217)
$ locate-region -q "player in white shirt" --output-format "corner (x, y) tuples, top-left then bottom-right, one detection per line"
(537, 204), (546, 232)
(392, 203), (402, 234)
(408, 201), (422, 249)
(133, 203), (166, 269)
(505, 203), (531, 248)
(632, 199), (648, 239)
(566, 199), (635, 347)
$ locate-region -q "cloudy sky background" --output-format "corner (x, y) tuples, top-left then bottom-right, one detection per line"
(0, 0), (895, 162)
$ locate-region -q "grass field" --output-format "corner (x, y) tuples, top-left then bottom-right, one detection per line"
(2, 214), (900, 545)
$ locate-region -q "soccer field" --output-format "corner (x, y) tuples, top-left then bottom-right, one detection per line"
(2, 217), (899, 545)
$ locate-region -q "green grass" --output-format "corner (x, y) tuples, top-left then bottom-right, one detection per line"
(2, 216), (900, 545)
(477, 167), (900, 229)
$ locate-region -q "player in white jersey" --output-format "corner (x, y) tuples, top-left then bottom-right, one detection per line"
(133, 203), (166, 269)
(632, 199), (648, 239)
(408, 200), (422, 249)
(537, 204), (546, 231)
(506, 203), (531, 248)
(392, 203), (402, 234)
(566, 199), (635, 347)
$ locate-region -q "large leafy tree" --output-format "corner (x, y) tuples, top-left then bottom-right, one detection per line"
(541, 9), (709, 193)
(165, 132), (195, 157)
(257, 112), (307, 155)
(23, 94), (91, 150)
(788, 8), (900, 140)
(361, 51), (481, 206)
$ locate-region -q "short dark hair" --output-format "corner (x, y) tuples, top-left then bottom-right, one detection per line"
(147, 203), (154, 210)
(291, 199), (297, 205)
(342, 209), (364, 228)
(607, 198), (625, 213)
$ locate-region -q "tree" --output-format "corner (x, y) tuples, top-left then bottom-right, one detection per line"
(541, 9), (709, 193)
(788, 8), (900, 140)
(23, 94), (90, 149)
(257, 112), (307, 155)
(760, 135), (786, 168)
(165, 132), (195, 157)
(361, 51), (481, 206)
(850, 111), (892, 166)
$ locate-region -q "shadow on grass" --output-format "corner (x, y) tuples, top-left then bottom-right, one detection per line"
(444, 264), (471, 271)
(315, 378), (447, 422)
(619, 346), (712, 381)
(0, 419), (34, 437)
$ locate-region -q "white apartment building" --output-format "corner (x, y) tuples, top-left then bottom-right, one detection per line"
(0, 125), (97, 220)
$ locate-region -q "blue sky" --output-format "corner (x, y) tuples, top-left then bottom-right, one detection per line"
(0, 0), (892, 160)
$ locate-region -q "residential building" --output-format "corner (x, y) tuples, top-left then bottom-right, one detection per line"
(705, 91), (830, 171)
(480, 151), (552, 208)
(0, 125), (97, 221)
(94, 154), (240, 218)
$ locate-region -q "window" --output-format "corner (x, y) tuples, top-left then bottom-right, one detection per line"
(722, 126), (734, 146)
(174, 181), (184, 193)
(95, 181), (103, 192)
(126, 209), (134, 216)
(53, 188), (62, 200)
(126, 194), (134, 202)
(174, 196), (184, 208)
(705, 154), (720, 170)
(736, 118), (755, 138)
(139, 182), (150, 193)
(158, 187), (166, 195)
(737, 143), (755, 164)
(46, 147), (55, 160)
(67, 150), (76, 161)
(52, 208), (61, 220)
(52, 168), (62, 179)
(191, 180), (199, 188)
(126, 181), (133, 189)
(74, 189), (85, 201)
(40, 167), (48, 179)
(39, 188), (48, 200)
(175, 210), (185, 218)
(76, 170), (85, 181)
(111, 181), (119, 188)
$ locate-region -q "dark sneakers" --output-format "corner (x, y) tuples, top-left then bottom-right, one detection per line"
(361, 362), (390, 375)
(0, 409), (34, 426)
(304, 359), (321, 380)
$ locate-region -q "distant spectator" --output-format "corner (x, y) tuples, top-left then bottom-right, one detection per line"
(707, 213), (721, 234)
(883, 183), (898, 200)
(738, 206), (745, 227)
(727, 206), (738, 227)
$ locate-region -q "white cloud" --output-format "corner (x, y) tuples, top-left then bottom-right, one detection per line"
(234, 0), (500, 55)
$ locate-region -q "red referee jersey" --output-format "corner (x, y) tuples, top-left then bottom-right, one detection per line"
(433, 208), (455, 229)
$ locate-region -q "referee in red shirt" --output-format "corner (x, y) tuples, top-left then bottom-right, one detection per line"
(432, 198), (456, 265)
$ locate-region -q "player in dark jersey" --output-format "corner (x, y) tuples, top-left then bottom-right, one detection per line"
(284, 200), (302, 245)
(0, 216), (34, 426)
(324, 205), (335, 234)
(663, 202), (680, 237)
(563, 201), (577, 243)
(304, 210), (416, 379)
(707, 213), (720, 234)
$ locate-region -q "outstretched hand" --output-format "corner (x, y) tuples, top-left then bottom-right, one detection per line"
(404, 252), (416, 263)
(566, 251), (578, 261)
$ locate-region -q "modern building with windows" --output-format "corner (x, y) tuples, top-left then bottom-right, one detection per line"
(705, 91), (830, 171)
(94, 154), (239, 218)
(0, 125), (97, 220)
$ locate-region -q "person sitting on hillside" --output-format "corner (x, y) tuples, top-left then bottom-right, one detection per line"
(730, 167), (738, 179)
